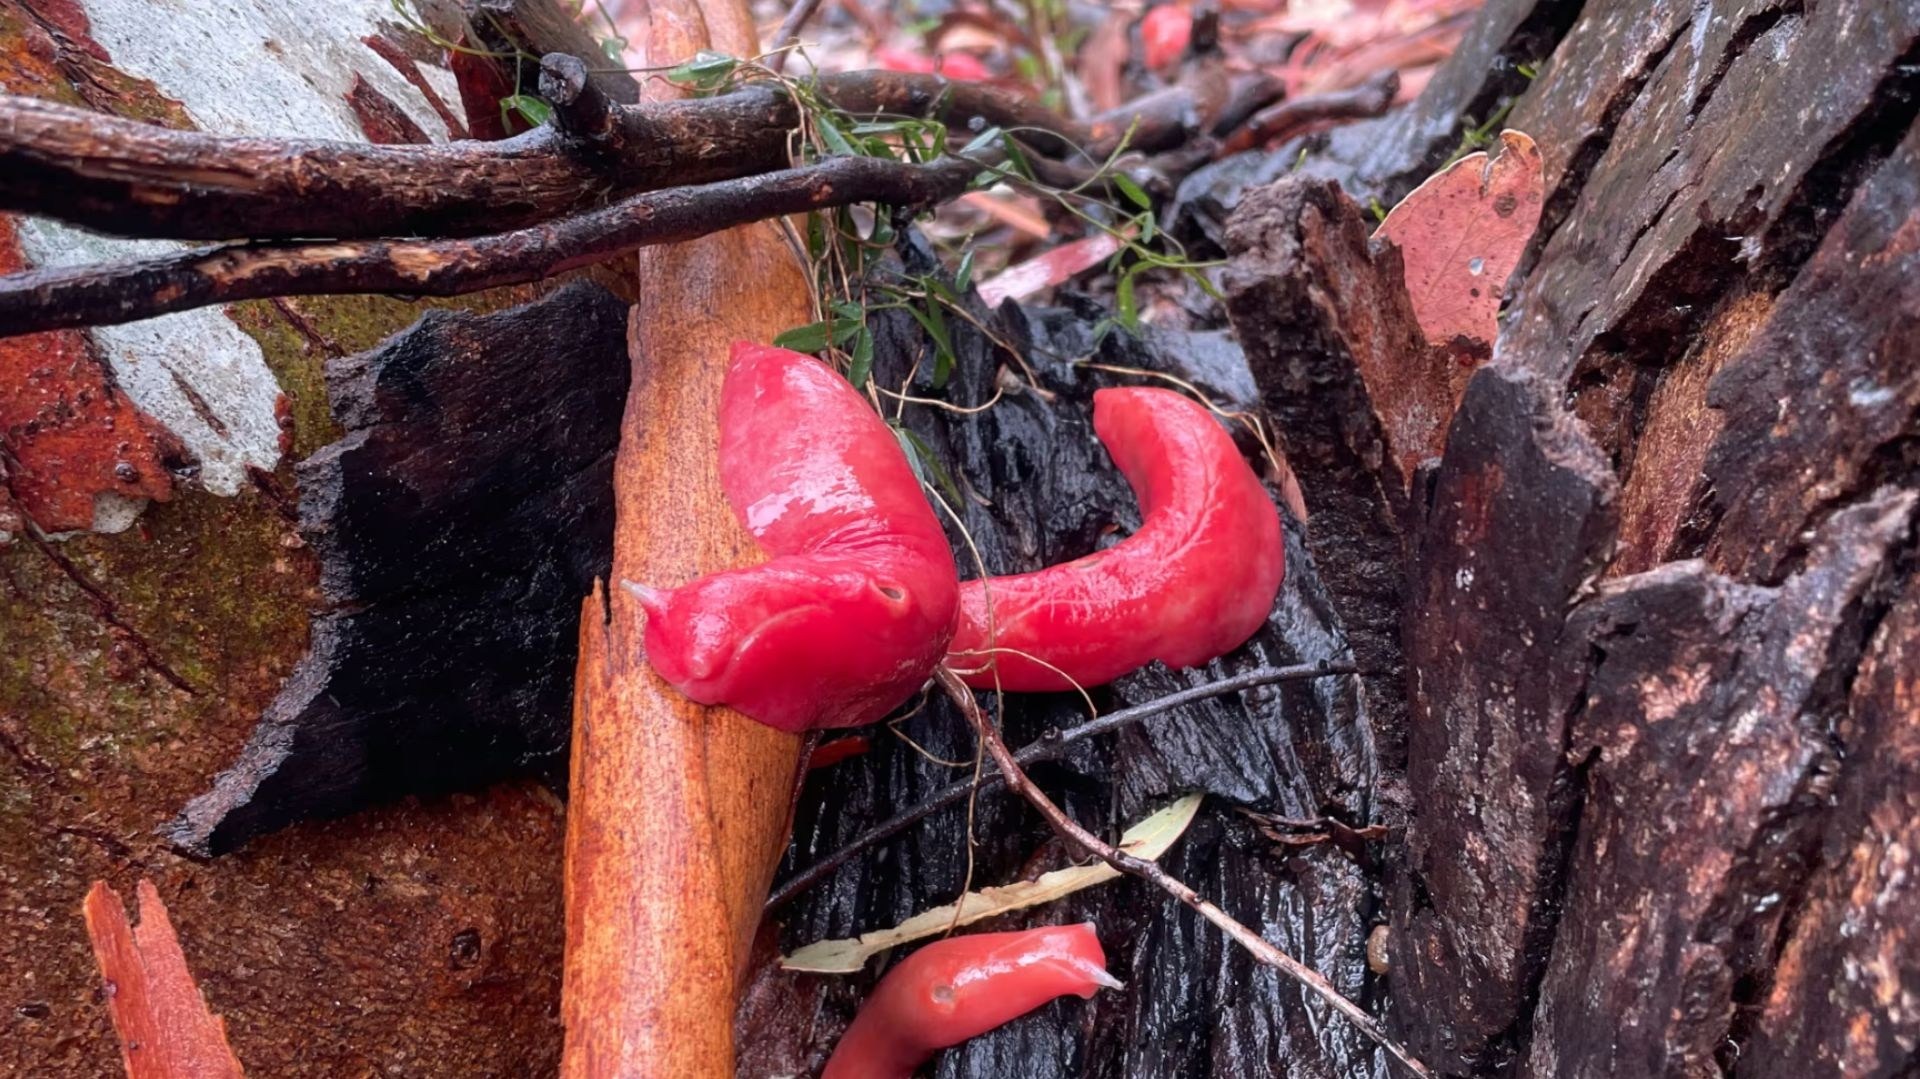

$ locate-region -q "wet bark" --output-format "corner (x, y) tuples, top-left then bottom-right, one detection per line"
(1208, 0), (1920, 1075)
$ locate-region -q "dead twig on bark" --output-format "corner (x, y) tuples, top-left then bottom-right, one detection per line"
(0, 71), (1086, 242)
(767, 660), (1358, 909)
(0, 154), (978, 336)
(932, 666), (1434, 1079)
(1220, 71), (1401, 155)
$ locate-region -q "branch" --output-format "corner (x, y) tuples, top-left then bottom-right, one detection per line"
(0, 154), (978, 336)
(0, 72), (1087, 242)
(767, 661), (1355, 909)
(932, 667), (1434, 1079)
(1219, 72), (1400, 156)
(766, 0), (829, 73)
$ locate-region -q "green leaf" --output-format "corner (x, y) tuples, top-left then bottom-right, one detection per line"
(500, 94), (552, 129)
(1116, 267), (1139, 329)
(902, 300), (956, 388)
(782, 794), (1203, 974)
(848, 327), (875, 388)
(600, 36), (626, 63)
(958, 125), (1003, 158)
(895, 427), (963, 510)
(999, 136), (1034, 181)
(815, 115), (859, 158)
(955, 249), (977, 293)
(1113, 172), (1153, 211)
(666, 50), (739, 92)
(774, 320), (833, 353)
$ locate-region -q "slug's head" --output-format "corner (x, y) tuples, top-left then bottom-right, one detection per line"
(625, 554), (957, 733)
(899, 924), (1121, 1040)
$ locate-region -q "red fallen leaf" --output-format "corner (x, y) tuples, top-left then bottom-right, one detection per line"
(978, 232), (1127, 308)
(1356, 130), (1544, 481)
(1374, 130), (1544, 351)
(83, 880), (246, 1079)
(1141, 4), (1193, 71)
(872, 46), (992, 82)
(1081, 12), (1131, 113)
(0, 216), (181, 533)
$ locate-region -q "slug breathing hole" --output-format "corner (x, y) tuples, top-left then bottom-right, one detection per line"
(930, 983), (956, 1004)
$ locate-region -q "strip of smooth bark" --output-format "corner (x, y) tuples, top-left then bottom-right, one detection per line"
(83, 880), (246, 1079)
(560, 1), (815, 1076)
(0, 154), (975, 337)
(1219, 71), (1401, 155)
(0, 70), (1087, 242)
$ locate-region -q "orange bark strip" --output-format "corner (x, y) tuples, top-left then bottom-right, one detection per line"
(559, 1), (813, 1076)
(82, 880), (246, 1079)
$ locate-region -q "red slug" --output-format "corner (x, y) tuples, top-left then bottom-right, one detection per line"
(947, 386), (1284, 691)
(822, 923), (1120, 1079)
(627, 342), (959, 732)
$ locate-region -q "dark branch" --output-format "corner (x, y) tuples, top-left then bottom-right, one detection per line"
(765, 661), (1357, 910)
(0, 154), (978, 336)
(0, 72), (1091, 243)
(932, 668), (1434, 1079)
(538, 53), (621, 151)
(1220, 71), (1400, 155)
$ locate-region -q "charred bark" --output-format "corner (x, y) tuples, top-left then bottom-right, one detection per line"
(169, 280), (628, 855)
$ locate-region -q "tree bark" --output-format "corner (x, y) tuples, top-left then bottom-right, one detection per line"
(558, 1), (813, 1077)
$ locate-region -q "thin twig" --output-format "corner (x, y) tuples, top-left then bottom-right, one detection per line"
(765, 660), (1355, 909)
(932, 667), (1433, 1079)
(0, 154), (977, 337)
(766, 0), (828, 73)
(1219, 71), (1401, 155)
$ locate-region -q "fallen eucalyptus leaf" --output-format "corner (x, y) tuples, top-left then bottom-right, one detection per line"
(781, 793), (1204, 975)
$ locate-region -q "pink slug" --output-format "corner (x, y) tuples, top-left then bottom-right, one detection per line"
(946, 386), (1284, 691)
(627, 342), (959, 732)
(822, 924), (1119, 1079)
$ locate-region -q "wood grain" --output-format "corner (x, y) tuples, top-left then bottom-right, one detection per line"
(559, 1), (814, 1076)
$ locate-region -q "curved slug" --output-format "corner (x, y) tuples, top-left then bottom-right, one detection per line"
(627, 342), (959, 732)
(822, 924), (1119, 1079)
(947, 386), (1284, 691)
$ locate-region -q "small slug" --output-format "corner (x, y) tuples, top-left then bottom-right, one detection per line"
(628, 342), (959, 732)
(947, 386), (1284, 691)
(822, 923), (1120, 1079)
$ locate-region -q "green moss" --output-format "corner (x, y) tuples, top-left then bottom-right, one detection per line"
(0, 486), (313, 777)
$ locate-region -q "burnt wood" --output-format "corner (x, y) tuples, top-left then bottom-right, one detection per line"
(169, 281), (629, 854)
(1528, 492), (1916, 1077)
(1388, 359), (1618, 1074)
(1220, 176), (1424, 772)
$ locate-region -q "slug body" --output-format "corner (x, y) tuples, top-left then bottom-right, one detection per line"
(821, 924), (1118, 1079)
(629, 342), (959, 732)
(948, 386), (1284, 691)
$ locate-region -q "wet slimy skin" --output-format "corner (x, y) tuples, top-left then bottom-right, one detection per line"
(947, 386), (1284, 691)
(821, 924), (1119, 1079)
(627, 342), (959, 732)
